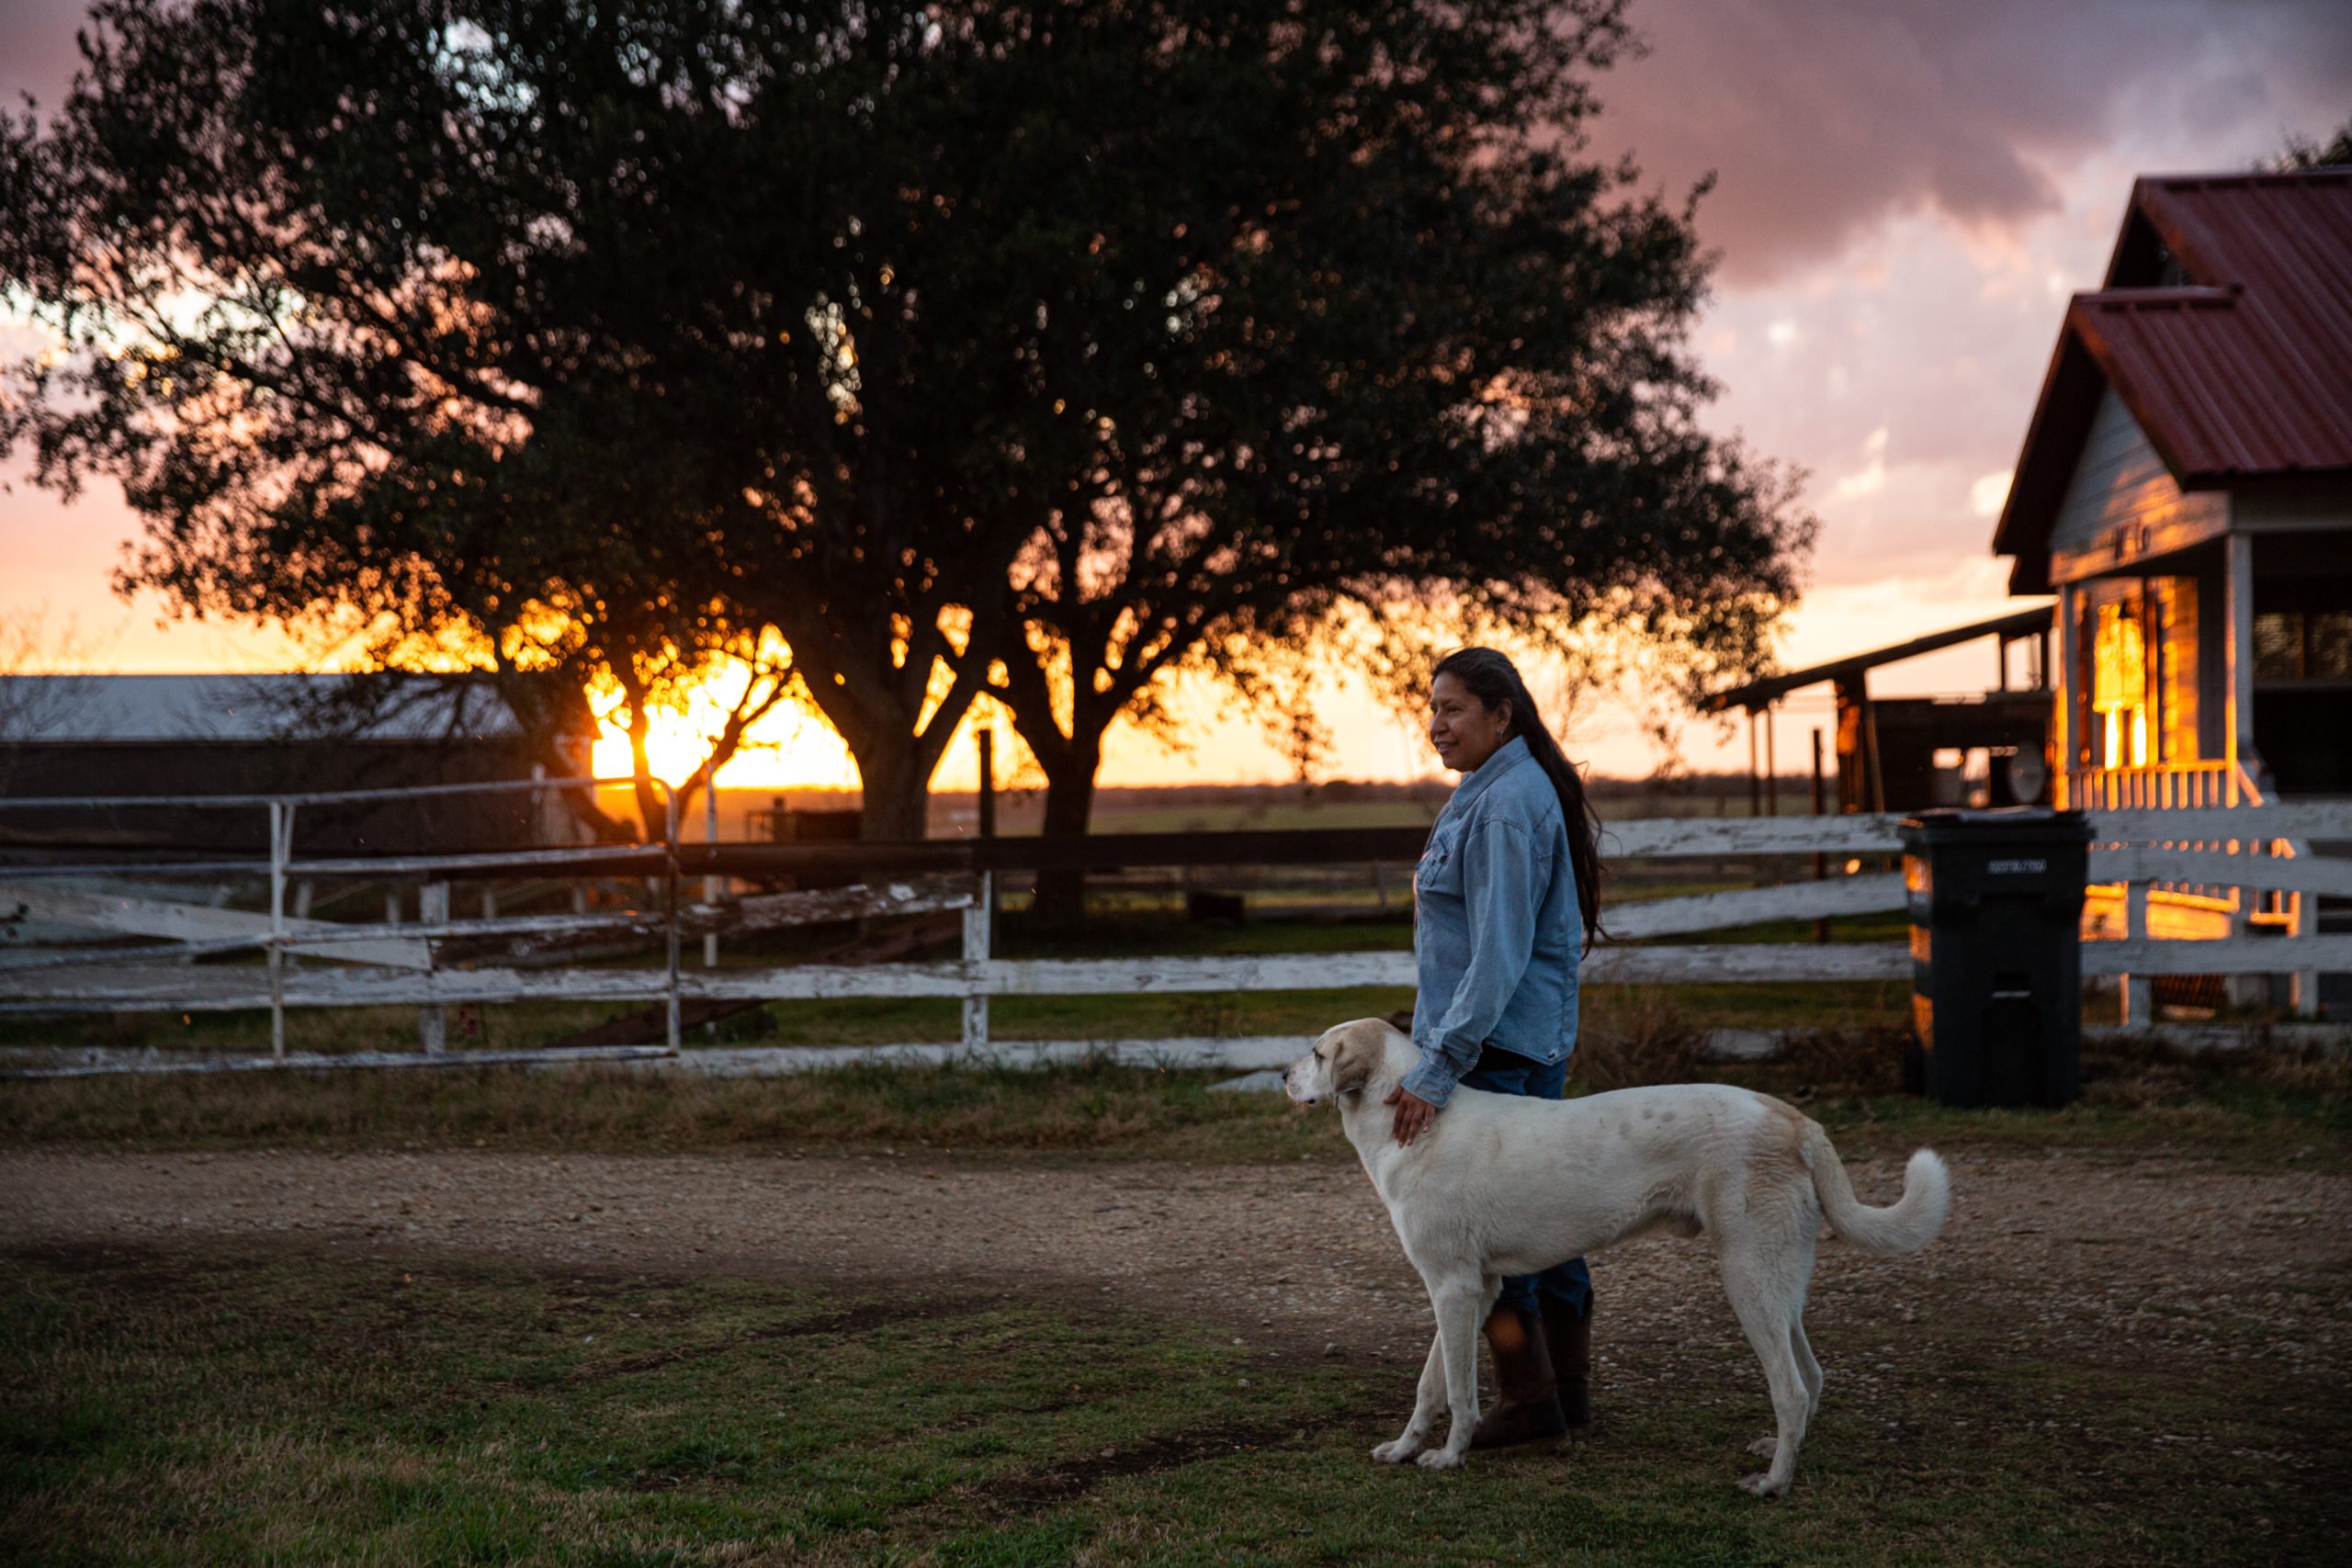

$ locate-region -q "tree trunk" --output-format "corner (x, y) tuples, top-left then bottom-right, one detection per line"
(1029, 740), (1101, 928)
(852, 731), (931, 840)
(627, 713), (666, 844)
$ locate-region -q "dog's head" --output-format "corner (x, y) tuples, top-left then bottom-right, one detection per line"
(1283, 1018), (1401, 1107)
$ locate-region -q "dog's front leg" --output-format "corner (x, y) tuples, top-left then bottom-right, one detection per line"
(1370, 1331), (1447, 1464)
(1417, 1276), (1487, 1470)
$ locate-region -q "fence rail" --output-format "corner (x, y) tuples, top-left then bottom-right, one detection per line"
(5, 781), (2347, 1074)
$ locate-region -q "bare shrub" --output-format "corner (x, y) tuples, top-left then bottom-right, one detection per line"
(1773, 1026), (1909, 1098)
(2082, 1033), (2352, 1110)
(1570, 991), (1705, 1091)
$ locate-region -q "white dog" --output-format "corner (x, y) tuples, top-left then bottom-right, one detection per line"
(1284, 1018), (1950, 1495)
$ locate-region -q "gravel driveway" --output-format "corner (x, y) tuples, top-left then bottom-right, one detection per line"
(6, 1145), (2346, 1391)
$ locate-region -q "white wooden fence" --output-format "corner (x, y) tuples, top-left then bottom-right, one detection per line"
(3, 782), (2346, 1077)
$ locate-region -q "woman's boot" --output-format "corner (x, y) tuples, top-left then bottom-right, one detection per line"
(1467, 1302), (1567, 1450)
(1543, 1297), (1594, 1428)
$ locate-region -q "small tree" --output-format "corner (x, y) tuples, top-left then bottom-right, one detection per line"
(2274, 113), (2352, 170)
(0, 611), (98, 795)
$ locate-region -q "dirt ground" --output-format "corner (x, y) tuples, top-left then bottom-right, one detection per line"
(6, 1142), (2347, 1399)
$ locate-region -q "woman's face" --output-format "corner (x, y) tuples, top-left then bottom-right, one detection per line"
(1428, 671), (1512, 773)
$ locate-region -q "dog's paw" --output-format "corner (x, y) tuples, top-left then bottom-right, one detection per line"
(1737, 1471), (1792, 1498)
(1370, 1438), (1422, 1464)
(1415, 1448), (1466, 1471)
(1747, 1436), (1780, 1460)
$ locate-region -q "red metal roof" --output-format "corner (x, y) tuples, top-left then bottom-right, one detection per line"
(1994, 170), (2352, 592)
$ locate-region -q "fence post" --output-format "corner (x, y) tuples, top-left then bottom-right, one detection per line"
(664, 790), (682, 1054)
(2289, 868), (2319, 1017)
(703, 781), (720, 972)
(2121, 878), (2154, 1031)
(267, 801), (288, 1062)
(2225, 846), (2266, 1010)
(417, 881), (448, 1054)
(963, 871), (993, 1055)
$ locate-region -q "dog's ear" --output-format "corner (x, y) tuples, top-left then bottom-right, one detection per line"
(1331, 1021), (1384, 1096)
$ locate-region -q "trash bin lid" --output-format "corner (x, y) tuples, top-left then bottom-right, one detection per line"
(1897, 807), (2090, 845)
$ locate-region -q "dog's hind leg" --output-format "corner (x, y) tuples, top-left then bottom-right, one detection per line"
(1372, 1332), (1448, 1465)
(1720, 1240), (1812, 1496)
(1417, 1274), (1489, 1471)
(1751, 1319), (1825, 1457)
(1791, 1317), (1824, 1427)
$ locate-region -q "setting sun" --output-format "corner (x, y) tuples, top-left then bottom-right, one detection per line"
(589, 672), (862, 791)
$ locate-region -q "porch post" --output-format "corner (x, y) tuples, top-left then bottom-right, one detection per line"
(2053, 583), (2080, 808)
(2224, 533), (2255, 807)
(2222, 530), (2267, 1008)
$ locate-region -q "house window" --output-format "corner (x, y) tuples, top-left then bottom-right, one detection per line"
(2091, 602), (2149, 767)
(2255, 611), (2352, 682)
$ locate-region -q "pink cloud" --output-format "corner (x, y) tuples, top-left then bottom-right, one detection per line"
(1593, 0), (2352, 284)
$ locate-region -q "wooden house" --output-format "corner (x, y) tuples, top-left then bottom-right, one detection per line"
(1994, 169), (2352, 811)
(1993, 169), (2352, 1014)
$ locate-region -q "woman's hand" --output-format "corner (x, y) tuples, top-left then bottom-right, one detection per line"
(1384, 1086), (1439, 1146)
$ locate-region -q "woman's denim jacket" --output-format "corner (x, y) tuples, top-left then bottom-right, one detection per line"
(1400, 735), (1583, 1108)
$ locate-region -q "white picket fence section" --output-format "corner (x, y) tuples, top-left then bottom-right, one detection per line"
(4, 784), (2347, 1077)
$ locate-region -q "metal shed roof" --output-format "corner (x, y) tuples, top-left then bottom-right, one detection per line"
(1698, 606), (2052, 715)
(0, 673), (532, 744)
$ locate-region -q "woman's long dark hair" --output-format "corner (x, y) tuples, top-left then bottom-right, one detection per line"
(1433, 648), (1604, 942)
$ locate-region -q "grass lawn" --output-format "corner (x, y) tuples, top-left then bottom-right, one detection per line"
(6, 1022), (2348, 1563)
(4, 1035), (2346, 1173)
(0, 978), (1914, 1058)
(4, 1240), (2342, 1567)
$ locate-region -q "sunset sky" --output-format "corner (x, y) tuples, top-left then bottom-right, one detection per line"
(5, 0), (2348, 790)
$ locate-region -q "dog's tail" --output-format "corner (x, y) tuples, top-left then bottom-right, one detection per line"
(1803, 1125), (1950, 1254)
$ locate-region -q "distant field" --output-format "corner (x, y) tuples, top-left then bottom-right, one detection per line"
(630, 773), (1834, 841)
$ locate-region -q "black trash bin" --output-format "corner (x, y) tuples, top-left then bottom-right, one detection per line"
(1898, 807), (2091, 1108)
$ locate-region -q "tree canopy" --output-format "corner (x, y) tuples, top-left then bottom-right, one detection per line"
(3, 0), (1812, 850)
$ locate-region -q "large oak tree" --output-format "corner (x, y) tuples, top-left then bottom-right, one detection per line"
(3, 0), (1810, 858)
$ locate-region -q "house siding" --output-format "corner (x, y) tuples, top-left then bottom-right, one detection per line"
(2049, 389), (2229, 582)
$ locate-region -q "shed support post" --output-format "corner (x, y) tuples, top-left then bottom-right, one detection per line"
(1747, 710), (1760, 818)
(1810, 728), (1829, 945)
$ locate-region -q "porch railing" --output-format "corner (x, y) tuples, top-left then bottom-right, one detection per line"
(2064, 760), (2261, 811)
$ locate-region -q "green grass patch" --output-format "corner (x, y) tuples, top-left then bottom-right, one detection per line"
(2, 1243), (2342, 1566)
(5, 1030), (2346, 1173)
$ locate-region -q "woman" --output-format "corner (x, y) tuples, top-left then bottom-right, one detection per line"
(1386, 646), (1604, 1448)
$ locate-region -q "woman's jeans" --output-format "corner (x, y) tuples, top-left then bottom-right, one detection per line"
(1462, 1043), (1594, 1321)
